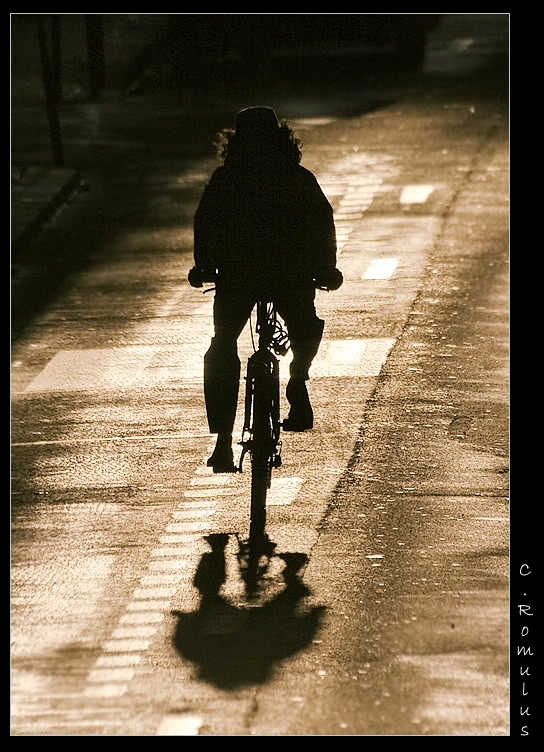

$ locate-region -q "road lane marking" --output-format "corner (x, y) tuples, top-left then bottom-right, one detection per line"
(103, 639), (150, 652)
(183, 488), (238, 498)
(159, 534), (201, 544)
(96, 655), (143, 667)
(126, 600), (171, 610)
(362, 258), (399, 279)
(111, 626), (159, 639)
(267, 477), (304, 506)
(156, 714), (203, 736)
(132, 587), (178, 598)
(84, 684), (129, 698)
(400, 184), (435, 204)
(166, 521), (211, 533)
(172, 508), (216, 518)
(23, 346), (159, 392)
(119, 612), (164, 624)
(140, 574), (187, 585)
(17, 337), (397, 394)
(190, 475), (231, 485)
(151, 547), (196, 558)
(148, 560), (192, 572)
(87, 668), (136, 683)
(278, 338), (396, 380)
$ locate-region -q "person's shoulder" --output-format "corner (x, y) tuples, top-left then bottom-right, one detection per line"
(292, 163), (319, 181)
(204, 165), (230, 188)
(289, 163), (323, 190)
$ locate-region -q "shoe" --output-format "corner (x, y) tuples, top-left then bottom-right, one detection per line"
(282, 378), (314, 432)
(206, 445), (238, 473)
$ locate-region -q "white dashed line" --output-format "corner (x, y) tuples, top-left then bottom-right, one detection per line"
(96, 655), (143, 667)
(362, 258), (399, 279)
(400, 184), (435, 204)
(84, 684), (129, 698)
(111, 626), (159, 639)
(155, 713), (203, 736)
(87, 668), (136, 683)
(266, 477), (304, 506)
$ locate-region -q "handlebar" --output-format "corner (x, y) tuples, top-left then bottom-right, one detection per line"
(187, 267), (343, 292)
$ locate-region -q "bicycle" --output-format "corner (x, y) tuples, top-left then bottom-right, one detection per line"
(236, 298), (290, 594)
(190, 264), (342, 595)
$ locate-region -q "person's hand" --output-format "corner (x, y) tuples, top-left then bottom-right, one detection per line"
(314, 267), (343, 291)
(188, 267), (216, 288)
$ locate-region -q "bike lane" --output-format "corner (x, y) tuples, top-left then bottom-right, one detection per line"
(11, 16), (509, 736)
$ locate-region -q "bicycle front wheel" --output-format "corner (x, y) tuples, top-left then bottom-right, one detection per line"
(249, 367), (274, 543)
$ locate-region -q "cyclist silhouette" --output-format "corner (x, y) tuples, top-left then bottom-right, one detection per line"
(189, 107), (342, 472)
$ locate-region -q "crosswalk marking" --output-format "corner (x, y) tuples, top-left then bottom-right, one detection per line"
(21, 338), (397, 393)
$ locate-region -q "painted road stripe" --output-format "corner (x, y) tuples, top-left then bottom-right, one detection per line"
(140, 574), (188, 585)
(362, 258), (399, 279)
(190, 475), (232, 485)
(112, 626), (159, 639)
(172, 508), (216, 518)
(282, 338), (396, 380)
(19, 338), (396, 393)
(87, 668), (136, 683)
(159, 534), (200, 544)
(400, 184), (435, 204)
(167, 521), (211, 533)
(156, 714), (203, 736)
(132, 587), (178, 598)
(267, 477), (304, 506)
(84, 684), (128, 698)
(183, 488), (238, 498)
(96, 655), (143, 667)
(119, 612), (164, 624)
(148, 560), (192, 572)
(126, 600), (171, 610)
(151, 547), (196, 558)
(23, 346), (159, 392)
(103, 639), (150, 652)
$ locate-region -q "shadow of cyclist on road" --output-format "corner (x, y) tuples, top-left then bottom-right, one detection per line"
(171, 533), (326, 689)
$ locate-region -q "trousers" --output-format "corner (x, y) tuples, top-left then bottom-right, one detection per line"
(203, 283), (324, 434)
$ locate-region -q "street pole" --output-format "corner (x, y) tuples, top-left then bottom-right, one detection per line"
(85, 15), (105, 99)
(50, 15), (62, 103)
(36, 14), (64, 166)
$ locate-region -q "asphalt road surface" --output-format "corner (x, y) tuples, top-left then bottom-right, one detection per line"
(11, 15), (510, 736)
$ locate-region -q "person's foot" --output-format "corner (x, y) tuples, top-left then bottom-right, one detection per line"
(282, 378), (314, 432)
(206, 434), (238, 473)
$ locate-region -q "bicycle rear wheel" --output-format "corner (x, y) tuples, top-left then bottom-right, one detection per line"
(249, 363), (274, 544)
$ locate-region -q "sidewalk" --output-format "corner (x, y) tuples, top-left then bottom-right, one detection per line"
(11, 14), (171, 258)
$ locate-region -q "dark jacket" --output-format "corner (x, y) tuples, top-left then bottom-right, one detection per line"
(194, 153), (337, 289)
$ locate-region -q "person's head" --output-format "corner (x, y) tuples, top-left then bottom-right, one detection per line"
(213, 106), (303, 164)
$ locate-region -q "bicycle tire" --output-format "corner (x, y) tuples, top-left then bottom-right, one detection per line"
(249, 359), (274, 543)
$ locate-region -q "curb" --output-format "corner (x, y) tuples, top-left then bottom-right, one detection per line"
(11, 165), (83, 258)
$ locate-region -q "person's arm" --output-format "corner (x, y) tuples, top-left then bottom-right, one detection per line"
(305, 173), (343, 290)
(189, 169), (223, 286)
(193, 169), (223, 270)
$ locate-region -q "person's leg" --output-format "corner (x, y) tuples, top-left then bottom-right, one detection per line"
(204, 288), (254, 470)
(276, 287), (324, 431)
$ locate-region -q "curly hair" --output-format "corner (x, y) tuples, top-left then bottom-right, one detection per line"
(213, 121), (303, 164)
